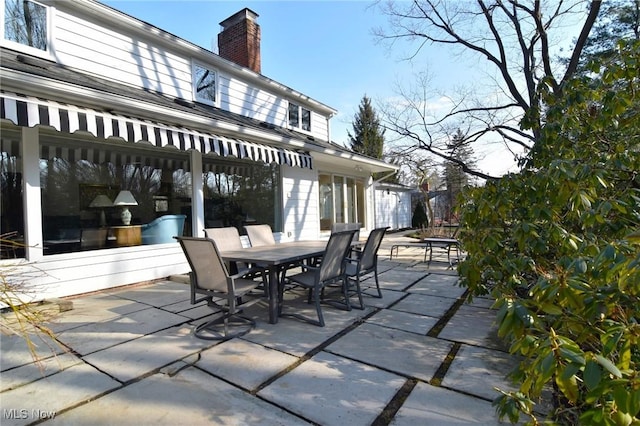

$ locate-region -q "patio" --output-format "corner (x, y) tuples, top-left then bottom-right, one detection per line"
(1, 233), (521, 425)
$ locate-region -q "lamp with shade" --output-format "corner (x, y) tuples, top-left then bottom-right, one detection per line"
(89, 194), (113, 227)
(113, 190), (138, 225)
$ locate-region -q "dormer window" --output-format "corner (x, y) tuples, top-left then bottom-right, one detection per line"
(193, 63), (217, 105)
(288, 102), (311, 131)
(3, 0), (49, 53)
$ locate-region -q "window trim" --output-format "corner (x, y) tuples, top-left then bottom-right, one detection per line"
(192, 61), (218, 106)
(288, 101), (311, 132)
(1, 0), (54, 60)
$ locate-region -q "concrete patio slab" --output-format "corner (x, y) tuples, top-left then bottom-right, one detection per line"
(47, 365), (312, 426)
(1, 362), (121, 426)
(391, 382), (510, 425)
(365, 308), (439, 335)
(442, 344), (519, 401)
(0, 350), (81, 392)
(108, 281), (189, 307)
(196, 338), (299, 391)
(258, 351), (406, 426)
(438, 304), (505, 350)
(81, 325), (215, 382)
(325, 322), (453, 382)
(391, 293), (456, 319)
(408, 274), (465, 299)
(46, 294), (149, 333)
(361, 289), (406, 309)
(1, 332), (68, 371)
(55, 307), (190, 355)
(376, 269), (429, 292)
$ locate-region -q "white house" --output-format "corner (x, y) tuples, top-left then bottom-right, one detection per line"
(374, 182), (412, 231)
(0, 0), (396, 299)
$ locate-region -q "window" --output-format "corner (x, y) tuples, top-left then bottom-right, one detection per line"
(318, 173), (365, 231)
(288, 102), (311, 131)
(3, 0), (48, 52)
(193, 63), (217, 105)
(39, 142), (192, 254)
(202, 160), (281, 233)
(1, 129), (25, 259)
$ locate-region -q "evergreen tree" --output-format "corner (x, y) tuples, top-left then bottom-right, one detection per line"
(411, 201), (428, 229)
(441, 129), (475, 223)
(348, 95), (385, 159)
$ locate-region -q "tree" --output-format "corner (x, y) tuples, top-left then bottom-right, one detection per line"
(374, 1), (602, 180)
(579, 0), (640, 69)
(411, 201), (428, 229)
(348, 95), (385, 159)
(458, 40), (640, 425)
(441, 129), (476, 223)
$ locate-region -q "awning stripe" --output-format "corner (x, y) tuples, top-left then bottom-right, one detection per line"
(0, 91), (313, 169)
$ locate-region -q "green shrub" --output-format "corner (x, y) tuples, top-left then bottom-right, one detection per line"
(412, 201), (429, 229)
(458, 40), (640, 425)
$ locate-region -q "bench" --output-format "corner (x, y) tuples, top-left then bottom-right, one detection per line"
(389, 238), (461, 268)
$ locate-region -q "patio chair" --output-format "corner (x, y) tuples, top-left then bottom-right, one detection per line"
(281, 230), (356, 327)
(331, 222), (361, 244)
(205, 226), (249, 275)
(245, 223), (298, 282)
(176, 236), (266, 340)
(244, 224), (276, 247)
(345, 227), (389, 304)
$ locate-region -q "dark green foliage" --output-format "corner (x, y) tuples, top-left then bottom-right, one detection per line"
(411, 201), (428, 229)
(348, 95), (385, 159)
(458, 40), (640, 425)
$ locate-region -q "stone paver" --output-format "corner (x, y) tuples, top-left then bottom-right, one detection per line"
(376, 269), (429, 292)
(55, 307), (190, 355)
(325, 322), (453, 382)
(48, 365), (311, 426)
(258, 351), (406, 426)
(438, 304), (505, 349)
(391, 292), (456, 319)
(197, 338), (299, 391)
(366, 309), (439, 335)
(391, 382), (510, 425)
(442, 345), (519, 401)
(81, 326), (214, 382)
(1, 362), (120, 426)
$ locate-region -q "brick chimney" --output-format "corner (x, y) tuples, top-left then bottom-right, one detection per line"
(218, 8), (261, 73)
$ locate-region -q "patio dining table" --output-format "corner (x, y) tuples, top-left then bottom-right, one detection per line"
(220, 240), (330, 324)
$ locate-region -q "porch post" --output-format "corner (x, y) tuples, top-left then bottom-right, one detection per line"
(21, 127), (43, 260)
(190, 150), (204, 237)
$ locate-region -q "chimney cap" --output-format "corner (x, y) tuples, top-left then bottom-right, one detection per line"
(219, 8), (259, 29)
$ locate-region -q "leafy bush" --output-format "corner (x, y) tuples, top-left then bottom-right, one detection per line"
(458, 40), (640, 425)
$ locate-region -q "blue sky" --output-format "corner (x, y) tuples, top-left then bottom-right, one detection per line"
(101, 0), (514, 177)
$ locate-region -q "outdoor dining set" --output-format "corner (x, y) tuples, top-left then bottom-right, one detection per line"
(176, 224), (389, 341)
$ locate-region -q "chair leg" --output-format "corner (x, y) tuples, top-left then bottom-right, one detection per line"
(372, 267), (383, 298)
(351, 276), (364, 309)
(194, 312), (255, 341)
(313, 285), (325, 327)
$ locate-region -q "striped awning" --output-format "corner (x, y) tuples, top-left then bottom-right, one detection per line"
(0, 91), (313, 169)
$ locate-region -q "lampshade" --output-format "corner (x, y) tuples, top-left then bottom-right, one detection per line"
(113, 190), (138, 226)
(113, 190), (138, 206)
(89, 194), (113, 208)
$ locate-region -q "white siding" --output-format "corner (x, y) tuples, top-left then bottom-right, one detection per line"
(13, 245), (189, 300)
(375, 189), (412, 230)
(51, 9), (331, 141)
(55, 12), (193, 98)
(281, 165), (319, 241)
